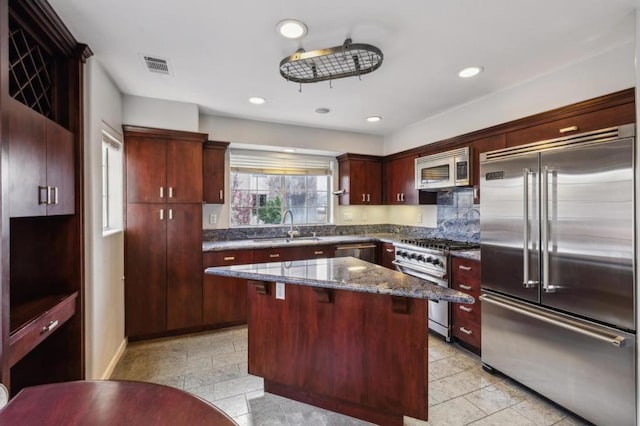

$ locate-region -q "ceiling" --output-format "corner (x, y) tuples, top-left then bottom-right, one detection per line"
(50, 0), (635, 136)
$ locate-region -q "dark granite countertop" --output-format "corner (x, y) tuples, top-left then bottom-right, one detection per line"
(203, 233), (399, 252)
(205, 257), (474, 304)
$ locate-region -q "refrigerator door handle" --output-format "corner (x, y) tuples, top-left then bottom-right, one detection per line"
(542, 167), (557, 293)
(480, 294), (626, 347)
(522, 168), (538, 288)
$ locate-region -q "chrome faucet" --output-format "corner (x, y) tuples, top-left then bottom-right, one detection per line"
(282, 209), (299, 238)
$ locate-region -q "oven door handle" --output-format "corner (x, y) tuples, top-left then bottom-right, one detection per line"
(392, 260), (447, 279)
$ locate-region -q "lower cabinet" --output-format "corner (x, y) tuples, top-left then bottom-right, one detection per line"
(451, 256), (481, 353)
(378, 242), (395, 269)
(202, 245), (335, 328)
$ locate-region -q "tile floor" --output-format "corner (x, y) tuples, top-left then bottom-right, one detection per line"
(110, 326), (589, 426)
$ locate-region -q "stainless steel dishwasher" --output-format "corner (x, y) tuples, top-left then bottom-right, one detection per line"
(334, 243), (377, 263)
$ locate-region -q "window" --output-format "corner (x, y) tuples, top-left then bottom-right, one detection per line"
(102, 128), (123, 233)
(229, 150), (333, 227)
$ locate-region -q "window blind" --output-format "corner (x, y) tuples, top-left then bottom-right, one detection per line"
(230, 149), (333, 175)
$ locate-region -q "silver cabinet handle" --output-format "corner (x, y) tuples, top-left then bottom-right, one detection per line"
(459, 305), (473, 312)
(458, 265), (472, 271)
(220, 189), (224, 200)
(396, 193), (400, 202)
(160, 187), (164, 198)
(522, 168), (538, 288)
(168, 209), (173, 220)
(542, 167), (555, 293)
(314, 251), (324, 255)
(459, 327), (473, 335)
(559, 125), (578, 134)
(168, 187), (174, 198)
(473, 186), (479, 199)
(41, 320), (58, 334)
(459, 284), (472, 291)
(386, 248), (394, 253)
(53, 187), (59, 204)
(223, 256), (235, 261)
(367, 194), (371, 202)
(38, 186), (48, 205)
(47, 186), (53, 204)
(400, 193), (405, 202)
(269, 253), (280, 258)
(480, 294), (626, 347)
(362, 194), (366, 202)
(160, 209), (164, 220)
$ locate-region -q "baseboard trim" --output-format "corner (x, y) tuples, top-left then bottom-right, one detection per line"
(100, 338), (128, 380)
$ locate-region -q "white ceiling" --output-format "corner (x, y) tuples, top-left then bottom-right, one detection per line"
(50, 0), (635, 136)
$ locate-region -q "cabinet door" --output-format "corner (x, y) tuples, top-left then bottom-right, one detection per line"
(384, 156), (417, 205)
(203, 143), (227, 204)
(46, 120), (75, 215)
(378, 242), (396, 269)
(126, 137), (167, 203)
(8, 99), (47, 217)
(166, 204), (203, 330)
(166, 140), (203, 203)
(125, 203), (167, 337)
(365, 160), (382, 204)
(349, 159), (369, 205)
(471, 135), (506, 203)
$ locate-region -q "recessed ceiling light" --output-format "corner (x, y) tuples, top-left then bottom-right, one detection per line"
(458, 66), (484, 78)
(276, 19), (308, 39)
(283, 148), (296, 153)
(366, 116), (382, 123)
(249, 97), (266, 105)
(315, 107), (331, 114)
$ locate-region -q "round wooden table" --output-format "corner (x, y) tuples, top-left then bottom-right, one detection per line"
(0, 380), (237, 425)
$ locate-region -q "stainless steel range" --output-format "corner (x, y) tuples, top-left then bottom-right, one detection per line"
(393, 238), (479, 340)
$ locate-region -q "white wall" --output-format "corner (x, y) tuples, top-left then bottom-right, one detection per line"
(84, 58), (126, 379)
(123, 95), (199, 132)
(385, 42), (635, 155)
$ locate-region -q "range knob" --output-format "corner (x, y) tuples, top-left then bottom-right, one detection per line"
(430, 258), (441, 266)
(426, 256), (433, 264)
(399, 251), (408, 258)
(410, 253), (417, 260)
(417, 255), (425, 262)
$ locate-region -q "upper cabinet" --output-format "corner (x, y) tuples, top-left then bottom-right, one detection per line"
(337, 154), (382, 205)
(124, 126), (205, 204)
(203, 141), (229, 204)
(8, 99), (75, 217)
(383, 154), (418, 205)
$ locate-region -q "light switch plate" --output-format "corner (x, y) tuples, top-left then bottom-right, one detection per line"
(276, 282), (285, 300)
(209, 214), (217, 224)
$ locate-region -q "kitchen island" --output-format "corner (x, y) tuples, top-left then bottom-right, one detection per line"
(205, 257), (473, 425)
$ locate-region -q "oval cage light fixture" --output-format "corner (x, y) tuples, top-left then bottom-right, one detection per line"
(280, 38), (383, 84)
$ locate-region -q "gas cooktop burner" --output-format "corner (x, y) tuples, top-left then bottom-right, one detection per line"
(399, 238), (479, 251)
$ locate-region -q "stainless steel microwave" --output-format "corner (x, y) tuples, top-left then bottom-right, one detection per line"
(415, 147), (471, 190)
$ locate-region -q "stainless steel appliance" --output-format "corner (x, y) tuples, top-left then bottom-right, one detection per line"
(334, 243), (377, 263)
(480, 124), (636, 426)
(393, 238), (479, 340)
(415, 147), (471, 191)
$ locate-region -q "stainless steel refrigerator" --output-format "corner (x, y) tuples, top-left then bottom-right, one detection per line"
(480, 124), (636, 426)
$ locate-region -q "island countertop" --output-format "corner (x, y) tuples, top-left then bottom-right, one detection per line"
(205, 256), (474, 304)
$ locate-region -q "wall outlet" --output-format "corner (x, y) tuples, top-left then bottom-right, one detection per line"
(276, 282), (285, 300)
(417, 214), (423, 224)
(209, 214), (217, 224)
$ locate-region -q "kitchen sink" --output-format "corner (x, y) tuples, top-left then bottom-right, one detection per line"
(252, 237), (321, 243)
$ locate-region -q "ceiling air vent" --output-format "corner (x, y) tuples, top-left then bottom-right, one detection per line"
(141, 55), (171, 75)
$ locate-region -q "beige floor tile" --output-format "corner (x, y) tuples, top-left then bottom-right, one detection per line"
(427, 396), (486, 426)
(183, 364), (241, 390)
(213, 374), (264, 400)
(233, 413), (253, 426)
(187, 341), (236, 360)
(512, 397), (567, 426)
(213, 394), (249, 418)
(464, 381), (526, 415)
(429, 352), (479, 381)
(211, 348), (248, 369)
(429, 368), (501, 404)
(185, 383), (216, 402)
(404, 415), (429, 426)
(468, 407), (537, 426)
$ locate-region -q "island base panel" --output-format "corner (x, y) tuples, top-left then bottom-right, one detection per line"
(248, 281), (429, 424)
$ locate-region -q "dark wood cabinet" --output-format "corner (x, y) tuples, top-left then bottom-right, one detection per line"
(124, 127), (207, 339)
(125, 127), (204, 204)
(337, 154), (382, 205)
(378, 242), (396, 269)
(451, 256), (481, 353)
(383, 155), (418, 205)
(203, 141), (229, 204)
(470, 135), (506, 204)
(8, 99), (75, 217)
(505, 101), (635, 147)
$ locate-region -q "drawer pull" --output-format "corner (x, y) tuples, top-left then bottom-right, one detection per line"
(386, 248), (394, 253)
(459, 327), (473, 335)
(223, 256), (235, 261)
(458, 265), (472, 271)
(41, 320), (59, 334)
(459, 305), (473, 313)
(314, 251), (323, 255)
(459, 284), (473, 291)
(559, 125), (578, 134)
(269, 254), (280, 258)
(220, 189), (224, 200)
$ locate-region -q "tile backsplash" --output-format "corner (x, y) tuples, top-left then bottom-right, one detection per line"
(203, 188), (479, 243)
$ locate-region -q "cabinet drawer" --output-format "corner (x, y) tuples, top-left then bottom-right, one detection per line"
(204, 250), (254, 267)
(505, 102), (635, 147)
(452, 301), (481, 325)
(253, 246), (301, 263)
(452, 258), (480, 291)
(299, 245), (334, 259)
(9, 293), (78, 367)
(452, 315), (481, 349)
